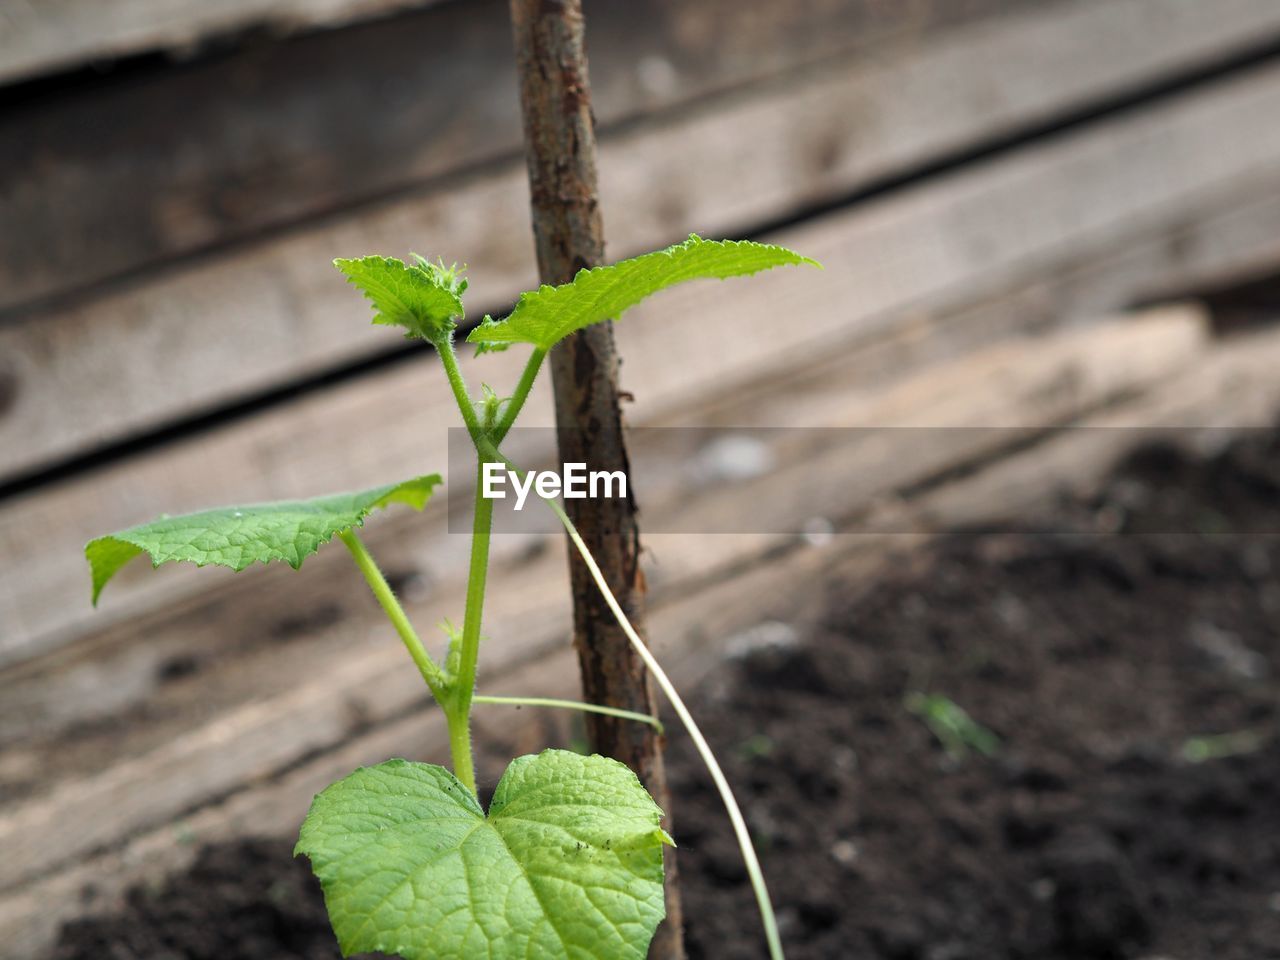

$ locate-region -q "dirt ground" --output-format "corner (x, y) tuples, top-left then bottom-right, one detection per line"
(50, 428), (1280, 960)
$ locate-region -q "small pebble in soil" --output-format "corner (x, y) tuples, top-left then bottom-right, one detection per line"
(829, 839), (859, 867)
(1189, 620), (1269, 679)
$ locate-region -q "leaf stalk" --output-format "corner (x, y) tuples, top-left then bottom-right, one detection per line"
(436, 335), (482, 440)
(492, 347), (547, 443)
(474, 694), (664, 733)
(338, 530), (448, 701)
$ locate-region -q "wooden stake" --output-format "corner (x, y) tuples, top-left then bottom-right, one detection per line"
(508, 1), (684, 956)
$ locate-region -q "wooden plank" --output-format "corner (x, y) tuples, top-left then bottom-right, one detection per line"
(13, 153), (1273, 766)
(0, 0), (444, 85)
(0, 308), (1211, 894)
(6, 0), (1280, 475)
(12, 146), (1274, 763)
(6, 308), (1206, 742)
(6, 315), (1280, 959)
(0, 0), (920, 313)
(0, 299), (1218, 757)
(0, 0), (976, 90)
(6, 61), (1280, 660)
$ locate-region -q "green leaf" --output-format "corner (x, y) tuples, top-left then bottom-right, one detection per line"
(335, 255), (465, 343)
(85, 475), (441, 605)
(467, 234), (820, 351)
(906, 692), (1001, 760)
(296, 750), (670, 960)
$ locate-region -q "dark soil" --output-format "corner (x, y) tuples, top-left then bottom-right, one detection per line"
(672, 429), (1280, 960)
(51, 430), (1280, 960)
(52, 839), (361, 960)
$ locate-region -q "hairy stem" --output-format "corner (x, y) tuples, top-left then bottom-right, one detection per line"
(473, 694), (664, 733)
(492, 347), (547, 443)
(339, 530), (447, 702)
(437, 335), (482, 439)
(446, 460), (496, 796)
(438, 348), (545, 792)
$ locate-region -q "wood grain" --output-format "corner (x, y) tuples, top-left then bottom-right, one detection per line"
(0, 308), (1209, 894)
(0, 0), (915, 312)
(0, 0), (445, 85)
(6, 0), (1280, 478)
(6, 61), (1280, 661)
(7, 315), (1280, 958)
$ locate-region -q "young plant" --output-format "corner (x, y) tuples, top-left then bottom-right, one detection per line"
(87, 235), (819, 959)
(905, 691), (1001, 761)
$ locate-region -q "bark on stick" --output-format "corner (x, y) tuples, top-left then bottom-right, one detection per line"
(508, 2), (684, 956)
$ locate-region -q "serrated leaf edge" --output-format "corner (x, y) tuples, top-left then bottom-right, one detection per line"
(467, 234), (821, 350)
(85, 474), (441, 605)
(295, 750), (669, 959)
(334, 255), (465, 343)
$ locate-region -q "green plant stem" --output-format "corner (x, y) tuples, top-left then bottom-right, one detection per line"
(517, 475), (784, 960)
(445, 460), (496, 797)
(433, 335), (494, 798)
(436, 349), (545, 794)
(431, 338), (541, 796)
(492, 347), (547, 443)
(473, 694), (664, 733)
(338, 530), (447, 701)
(437, 336), (482, 439)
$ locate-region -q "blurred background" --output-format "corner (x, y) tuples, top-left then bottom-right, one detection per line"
(4, 1), (1280, 957)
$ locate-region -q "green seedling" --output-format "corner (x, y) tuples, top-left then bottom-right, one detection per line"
(905, 691), (1001, 761)
(87, 235), (819, 960)
(1181, 727), (1270, 763)
(738, 733), (776, 761)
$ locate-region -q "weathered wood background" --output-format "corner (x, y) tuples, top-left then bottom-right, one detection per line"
(3, 1), (1280, 954)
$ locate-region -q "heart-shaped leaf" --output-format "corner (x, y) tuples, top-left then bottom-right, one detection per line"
(295, 750), (671, 959)
(467, 234), (819, 352)
(85, 475), (440, 604)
